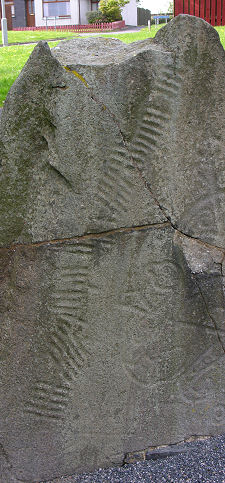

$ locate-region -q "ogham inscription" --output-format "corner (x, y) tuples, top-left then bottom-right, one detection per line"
(24, 243), (93, 421)
(0, 14), (224, 482)
(96, 142), (134, 223)
(131, 59), (183, 169)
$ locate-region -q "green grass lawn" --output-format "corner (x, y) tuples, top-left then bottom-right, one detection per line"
(0, 25), (224, 108)
(100, 24), (165, 43)
(1, 29), (80, 45)
(215, 25), (225, 46)
(109, 25), (225, 44)
(0, 41), (60, 107)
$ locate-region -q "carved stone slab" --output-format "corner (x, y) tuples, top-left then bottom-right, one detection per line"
(0, 15), (224, 482)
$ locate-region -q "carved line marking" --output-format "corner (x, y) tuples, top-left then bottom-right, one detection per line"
(131, 63), (183, 172)
(120, 290), (151, 317)
(24, 408), (63, 420)
(24, 380), (70, 419)
(96, 142), (136, 220)
(24, 243), (93, 420)
(121, 364), (151, 388)
(145, 107), (170, 120)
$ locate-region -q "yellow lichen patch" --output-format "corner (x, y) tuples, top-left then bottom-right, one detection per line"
(64, 66), (89, 88)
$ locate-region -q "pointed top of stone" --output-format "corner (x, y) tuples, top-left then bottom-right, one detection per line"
(52, 15), (225, 69)
(154, 14), (225, 55)
(0, 14), (224, 248)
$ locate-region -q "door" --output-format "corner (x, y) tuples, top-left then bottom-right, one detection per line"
(0, 4), (13, 30)
(26, 0), (35, 27)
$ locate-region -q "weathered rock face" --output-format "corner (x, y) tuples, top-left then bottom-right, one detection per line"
(0, 14), (224, 482)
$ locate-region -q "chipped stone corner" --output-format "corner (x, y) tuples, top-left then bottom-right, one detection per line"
(123, 435), (212, 465)
(173, 230), (225, 275)
(123, 450), (146, 464)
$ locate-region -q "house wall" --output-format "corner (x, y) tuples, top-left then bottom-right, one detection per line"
(33, 0), (137, 28)
(80, 0), (91, 24)
(34, 0), (80, 26)
(13, 0), (27, 28)
(122, 0), (137, 26)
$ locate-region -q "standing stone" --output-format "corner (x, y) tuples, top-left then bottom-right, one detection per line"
(0, 14), (224, 482)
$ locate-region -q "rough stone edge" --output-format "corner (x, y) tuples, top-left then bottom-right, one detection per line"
(123, 434), (212, 464)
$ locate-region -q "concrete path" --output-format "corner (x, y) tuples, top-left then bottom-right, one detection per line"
(78, 25), (144, 36)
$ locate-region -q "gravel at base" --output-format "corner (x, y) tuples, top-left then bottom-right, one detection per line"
(45, 434), (225, 483)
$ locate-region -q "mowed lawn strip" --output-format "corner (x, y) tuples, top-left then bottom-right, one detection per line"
(0, 29), (80, 45)
(0, 42), (60, 107)
(103, 25), (225, 44)
(99, 24), (165, 43)
(215, 25), (225, 46)
(0, 25), (224, 107)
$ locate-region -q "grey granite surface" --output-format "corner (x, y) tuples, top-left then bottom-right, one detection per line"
(0, 15), (224, 483)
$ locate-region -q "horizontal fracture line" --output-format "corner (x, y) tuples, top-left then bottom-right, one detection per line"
(0, 223), (170, 251)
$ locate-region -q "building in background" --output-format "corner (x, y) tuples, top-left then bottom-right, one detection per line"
(1, 0), (137, 29)
(0, 0), (16, 29)
(122, 0), (137, 26)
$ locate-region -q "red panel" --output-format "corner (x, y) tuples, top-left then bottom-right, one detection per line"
(183, 0), (189, 14)
(175, 0), (184, 16)
(174, 0), (178, 16)
(200, 0), (205, 19)
(211, 0), (216, 24)
(217, 0), (221, 25)
(189, 0), (195, 15)
(195, 0), (200, 16)
(222, 0), (225, 25)
(205, 0), (211, 22)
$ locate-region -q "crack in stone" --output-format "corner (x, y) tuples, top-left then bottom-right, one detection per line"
(215, 261), (223, 278)
(0, 442), (11, 467)
(51, 85), (69, 90)
(87, 90), (225, 253)
(89, 90), (120, 120)
(86, 89), (175, 226)
(1, 219), (224, 257)
(193, 275), (225, 354)
(119, 130), (171, 221)
(123, 435), (211, 465)
(174, 230), (225, 256)
(119, 132), (225, 251)
(222, 252), (225, 266)
(13, 476), (31, 483)
(0, 222), (170, 251)
(170, 318), (225, 334)
(1, 32), (225, 483)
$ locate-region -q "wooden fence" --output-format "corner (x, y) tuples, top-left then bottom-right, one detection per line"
(13, 20), (125, 32)
(137, 7), (151, 26)
(174, 0), (225, 25)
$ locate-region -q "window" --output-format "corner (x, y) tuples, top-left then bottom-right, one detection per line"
(43, 0), (71, 17)
(5, 1), (15, 17)
(91, 0), (99, 11)
(28, 0), (35, 15)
